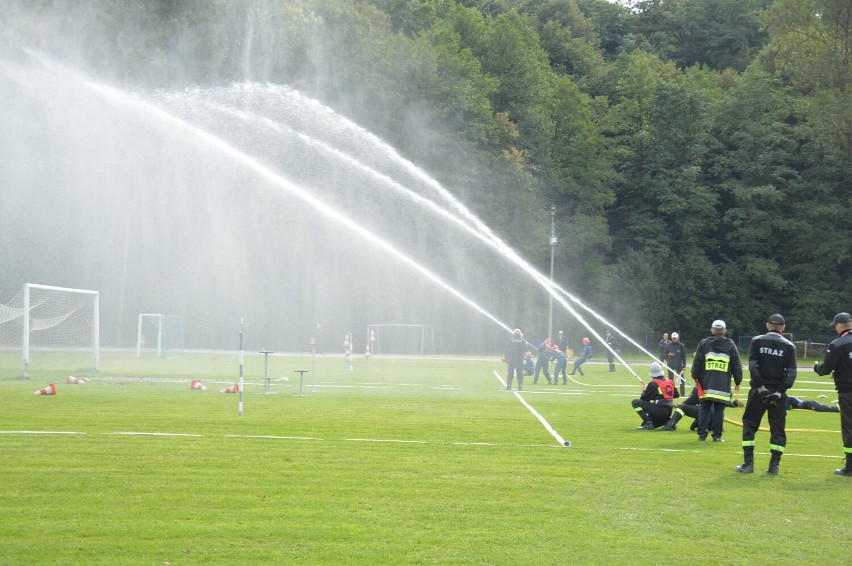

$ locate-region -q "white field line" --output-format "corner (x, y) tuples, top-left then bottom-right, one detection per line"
(346, 438), (427, 444)
(225, 434), (322, 441)
(617, 447), (842, 460)
(493, 370), (571, 447)
(0, 430), (86, 435)
(110, 432), (203, 437)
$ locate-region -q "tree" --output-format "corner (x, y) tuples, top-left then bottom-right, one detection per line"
(763, 0), (852, 160)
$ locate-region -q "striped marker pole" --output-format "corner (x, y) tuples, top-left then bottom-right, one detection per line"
(238, 319), (244, 416)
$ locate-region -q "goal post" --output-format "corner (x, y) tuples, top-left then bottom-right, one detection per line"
(137, 314), (184, 358)
(0, 283), (99, 379)
(366, 324), (435, 355)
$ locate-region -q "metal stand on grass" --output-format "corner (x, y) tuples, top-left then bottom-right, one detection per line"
(295, 370), (308, 396)
(260, 350), (274, 394)
(310, 338), (317, 392)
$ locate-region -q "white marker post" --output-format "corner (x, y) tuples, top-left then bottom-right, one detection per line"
(238, 319), (245, 416)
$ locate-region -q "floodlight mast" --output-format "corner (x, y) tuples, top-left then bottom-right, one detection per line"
(547, 205), (556, 344)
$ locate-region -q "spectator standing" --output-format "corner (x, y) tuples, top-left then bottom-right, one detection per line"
(557, 330), (569, 353)
(556, 330), (572, 358)
(692, 320), (743, 442)
(814, 312), (852, 476)
(665, 332), (688, 394)
(736, 314), (797, 475)
(659, 333), (671, 362)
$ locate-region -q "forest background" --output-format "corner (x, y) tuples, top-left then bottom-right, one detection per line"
(3, 0), (850, 347)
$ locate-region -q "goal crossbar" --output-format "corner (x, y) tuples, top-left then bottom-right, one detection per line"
(22, 283), (100, 378)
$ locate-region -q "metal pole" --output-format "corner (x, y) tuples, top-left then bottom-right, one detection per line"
(311, 338), (317, 392)
(260, 350), (273, 394)
(295, 370), (308, 396)
(547, 205), (556, 343)
(238, 319), (244, 416)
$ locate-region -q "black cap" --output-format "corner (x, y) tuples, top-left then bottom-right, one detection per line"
(767, 314), (785, 326)
(831, 312), (852, 326)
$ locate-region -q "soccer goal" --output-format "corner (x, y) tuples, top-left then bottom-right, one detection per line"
(0, 283), (99, 379)
(793, 340), (828, 359)
(366, 324), (435, 355)
(136, 314), (185, 358)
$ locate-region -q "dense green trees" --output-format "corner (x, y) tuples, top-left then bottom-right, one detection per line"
(6, 0), (849, 343)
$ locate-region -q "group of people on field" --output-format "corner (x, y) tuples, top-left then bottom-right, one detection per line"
(503, 329), (595, 391)
(633, 312), (852, 477)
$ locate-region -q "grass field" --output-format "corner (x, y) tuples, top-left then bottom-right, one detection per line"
(1, 351), (849, 565)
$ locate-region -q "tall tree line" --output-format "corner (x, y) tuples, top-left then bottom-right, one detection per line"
(6, 0), (850, 344)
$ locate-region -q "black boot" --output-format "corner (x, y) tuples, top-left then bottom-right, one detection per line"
(639, 421), (656, 430)
(659, 412), (683, 431)
(834, 455), (852, 476)
(767, 450), (782, 475)
(735, 450), (754, 473)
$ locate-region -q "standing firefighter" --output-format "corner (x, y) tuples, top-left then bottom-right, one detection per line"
(692, 319), (743, 442)
(736, 314), (797, 475)
(533, 338), (553, 385)
(504, 329), (526, 391)
(814, 312), (852, 476)
(605, 329), (618, 372)
(632, 362), (679, 429)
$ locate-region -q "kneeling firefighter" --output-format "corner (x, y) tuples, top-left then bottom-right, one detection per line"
(632, 363), (679, 430)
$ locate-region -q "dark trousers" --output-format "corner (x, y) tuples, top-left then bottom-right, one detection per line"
(840, 390), (852, 451)
(675, 402), (699, 420)
(534, 359), (551, 383)
(667, 364), (684, 381)
(697, 399), (726, 439)
(506, 363), (524, 389)
(632, 399), (672, 427)
(741, 388), (787, 449)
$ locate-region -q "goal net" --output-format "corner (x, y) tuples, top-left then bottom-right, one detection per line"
(136, 314), (185, 358)
(366, 324), (435, 355)
(0, 283), (99, 379)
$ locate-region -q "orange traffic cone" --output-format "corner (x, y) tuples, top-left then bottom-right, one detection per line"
(220, 384), (239, 394)
(33, 383), (57, 396)
(66, 375), (85, 384)
(190, 379), (208, 391)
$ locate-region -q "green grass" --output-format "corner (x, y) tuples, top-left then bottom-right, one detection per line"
(1, 352), (849, 565)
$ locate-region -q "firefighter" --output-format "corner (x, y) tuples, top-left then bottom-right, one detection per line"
(504, 329), (526, 391)
(692, 319), (743, 442)
(632, 362), (679, 430)
(814, 312), (852, 476)
(736, 314), (797, 475)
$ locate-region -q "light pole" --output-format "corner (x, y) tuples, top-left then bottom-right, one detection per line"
(547, 205), (556, 343)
